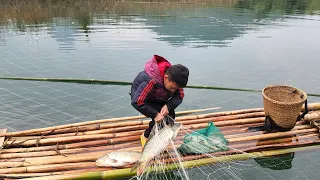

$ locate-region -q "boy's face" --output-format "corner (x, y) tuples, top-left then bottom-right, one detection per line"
(164, 74), (180, 93)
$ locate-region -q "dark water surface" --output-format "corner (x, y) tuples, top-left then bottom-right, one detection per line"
(1, 0), (320, 179)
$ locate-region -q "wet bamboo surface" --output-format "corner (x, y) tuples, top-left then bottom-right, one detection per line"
(0, 103), (320, 179)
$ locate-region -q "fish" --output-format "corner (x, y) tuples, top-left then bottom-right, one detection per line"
(131, 122), (182, 176)
(95, 150), (141, 167)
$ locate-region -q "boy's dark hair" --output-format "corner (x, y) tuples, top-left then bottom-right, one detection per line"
(165, 64), (189, 88)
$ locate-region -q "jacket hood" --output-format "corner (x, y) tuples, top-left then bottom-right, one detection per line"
(145, 55), (171, 85)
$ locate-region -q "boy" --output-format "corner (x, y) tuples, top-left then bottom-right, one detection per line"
(130, 55), (189, 147)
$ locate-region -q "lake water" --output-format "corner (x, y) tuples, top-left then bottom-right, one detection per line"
(1, 0), (320, 179)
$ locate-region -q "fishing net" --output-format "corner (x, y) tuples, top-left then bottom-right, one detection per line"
(178, 122), (228, 155)
(1, 1), (320, 180)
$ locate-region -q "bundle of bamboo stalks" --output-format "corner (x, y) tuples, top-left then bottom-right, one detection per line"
(1, 103), (320, 180)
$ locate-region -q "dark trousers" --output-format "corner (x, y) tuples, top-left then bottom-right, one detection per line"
(144, 102), (175, 138)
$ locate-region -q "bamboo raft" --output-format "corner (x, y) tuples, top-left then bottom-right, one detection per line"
(1, 103), (320, 180)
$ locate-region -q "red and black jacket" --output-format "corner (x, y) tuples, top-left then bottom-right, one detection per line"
(130, 55), (184, 119)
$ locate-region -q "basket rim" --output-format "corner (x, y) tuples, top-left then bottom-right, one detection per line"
(262, 85), (307, 105)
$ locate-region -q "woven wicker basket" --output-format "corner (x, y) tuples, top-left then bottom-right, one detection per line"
(262, 85), (307, 129)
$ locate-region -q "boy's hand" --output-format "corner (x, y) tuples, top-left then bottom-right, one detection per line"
(154, 113), (164, 123)
(160, 105), (169, 116)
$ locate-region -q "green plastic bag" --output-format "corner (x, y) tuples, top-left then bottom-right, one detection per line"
(178, 122), (228, 155)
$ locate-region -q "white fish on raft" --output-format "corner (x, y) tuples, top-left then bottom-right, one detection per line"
(131, 122), (182, 176)
(95, 150), (141, 167)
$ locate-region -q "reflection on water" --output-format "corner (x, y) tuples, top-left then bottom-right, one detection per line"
(254, 153), (295, 170)
(1, 0), (320, 49)
(51, 18), (77, 51)
(0, 0), (319, 88)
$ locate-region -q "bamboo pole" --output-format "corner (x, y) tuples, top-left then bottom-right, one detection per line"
(4, 138), (318, 176)
(3, 115), (264, 148)
(0, 142), (141, 159)
(172, 139), (320, 163)
(4, 138), (316, 177)
(5, 130), (144, 147)
(19, 145), (320, 180)
(0, 111), (305, 153)
(2, 117), (301, 159)
(162, 133), (318, 160)
(0, 108), (263, 137)
(0, 116), (318, 175)
(144, 131), (320, 164)
(0, 167), (113, 178)
(221, 123), (304, 139)
(0, 144), (144, 165)
(0, 162), (99, 174)
(0, 120), (288, 160)
(303, 111), (320, 121)
(230, 133), (319, 149)
(29, 112), (265, 139)
(0, 107), (318, 177)
(0, 110), (317, 164)
(0, 140), (147, 169)
(7, 111), (266, 140)
(151, 137), (320, 165)
(244, 139), (320, 152)
(1, 137), (318, 176)
(37, 111), (304, 142)
(2, 102), (319, 138)
(303, 103), (320, 111)
(0, 136), (141, 154)
(224, 124), (311, 139)
(1, 122), (316, 168)
(22, 173), (81, 180)
(0, 107), (223, 137)
(0, 116), (308, 159)
(103, 144), (320, 178)
(0, 150), (107, 169)
(3, 104), (317, 139)
(4, 116), (265, 148)
(200, 117), (265, 127)
(228, 128), (318, 143)
(0, 172), (63, 178)
(52, 168), (114, 175)
(24, 111), (265, 139)
(0, 123), (251, 163)
(0, 173), (67, 179)
(221, 120), (306, 136)
(1, 100), (319, 138)
(1, 120), (269, 159)
(27, 124), (151, 139)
